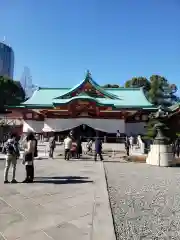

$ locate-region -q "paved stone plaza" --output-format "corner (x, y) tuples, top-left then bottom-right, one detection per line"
(0, 158), (115, 240)
(2, 144), (180, 240)
(105, 162), (180, 239)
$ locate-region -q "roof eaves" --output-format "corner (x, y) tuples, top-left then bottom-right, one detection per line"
(114, 105), (156, 109)
(6, 105), (26, 109)
(103, 87), (142, 91)
(21, 104), (53, 109)
(53, 96), (115, 107)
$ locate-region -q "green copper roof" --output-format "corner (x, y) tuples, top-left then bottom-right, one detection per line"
(21, 71), (154, 109)
(22, 87), (154, 109)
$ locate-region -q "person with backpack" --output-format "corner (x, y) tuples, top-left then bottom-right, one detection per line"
(4, 134), (20, 184)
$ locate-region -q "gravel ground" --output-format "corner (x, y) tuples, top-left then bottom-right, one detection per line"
(104, 162), (180, 240)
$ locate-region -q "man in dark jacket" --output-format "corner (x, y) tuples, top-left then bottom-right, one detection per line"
(94, 137), (103, 161)
(175, 137), (180, 157)
(124, 136), (130, 156)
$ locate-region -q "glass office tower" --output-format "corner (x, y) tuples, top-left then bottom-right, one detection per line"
(0, 42), (14, 79)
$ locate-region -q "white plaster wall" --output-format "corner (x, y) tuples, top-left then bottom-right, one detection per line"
(43, 118), (125, 133)
(125, 122), (146, 136)
(23, 120), (44, 133)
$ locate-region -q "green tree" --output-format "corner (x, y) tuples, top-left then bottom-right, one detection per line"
(125, 77), (150, 91)
(144, 118), (158, 140)
(0, 76), (25, 111)
(148, 75), (178, 106)
(125, 75), (178, 106)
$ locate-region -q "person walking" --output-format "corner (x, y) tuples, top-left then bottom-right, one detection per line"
(76, 136), (82, 159)
(64, 135), (72, 160)
(4, 134), (20, 184)
(22, 132), (36, 183)
(86, 139), (93, 154)
(49, 134), (56, 158)
(175, 137), (180, 157)
(124, 136), (130, 156)
(94, 137), (103, 161)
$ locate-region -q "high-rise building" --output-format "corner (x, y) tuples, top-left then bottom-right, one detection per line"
(0, 42), (14, 79)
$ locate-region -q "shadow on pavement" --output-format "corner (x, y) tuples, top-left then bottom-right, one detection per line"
(34, 176), (93, 184)
(103, 160), (128, 163)
(35, 176), (89, 180)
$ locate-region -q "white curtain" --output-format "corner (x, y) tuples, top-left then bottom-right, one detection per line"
(23, 120), (44, 133)
(43, 118), (125, 133)
(43, 119), (81, 132)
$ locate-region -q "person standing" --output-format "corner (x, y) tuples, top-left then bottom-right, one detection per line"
(116, 130), (121, 143)
(49, 135), (56, 158)
(76, 136), (82, 159)
(22, 133), (36, 183)
(64, 135), (72, 160)
(4, 134), (19, 184)
(94, 137), (103, 161)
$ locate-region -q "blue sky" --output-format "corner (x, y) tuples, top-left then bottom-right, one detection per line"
(1, 0), (180, 89)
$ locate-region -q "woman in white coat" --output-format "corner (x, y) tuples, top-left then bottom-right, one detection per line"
(22, 133), (36, 183)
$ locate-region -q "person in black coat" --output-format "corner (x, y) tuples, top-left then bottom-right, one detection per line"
(124, 136), (130, 156)
(175, 137), (180, 157)
(94, 137), (103, 161)
(76, 136), (82, 159)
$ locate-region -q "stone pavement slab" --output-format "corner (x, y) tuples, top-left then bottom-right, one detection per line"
(0, 158), (115, 240)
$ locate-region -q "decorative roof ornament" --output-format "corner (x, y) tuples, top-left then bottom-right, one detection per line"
(86, 70), (92, 81)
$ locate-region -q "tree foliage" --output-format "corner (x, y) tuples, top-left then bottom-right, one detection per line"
(145, 115), (178, 142)
(102, 84), (120, 88)
(125, 77), (150, 91)
(124, 75), (178, 106)
(0, 76), (25, 111)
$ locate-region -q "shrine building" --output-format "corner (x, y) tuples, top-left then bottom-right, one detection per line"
(8, 71), (156, 137)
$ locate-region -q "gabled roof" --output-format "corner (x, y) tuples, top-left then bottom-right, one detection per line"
(54, 71), (119, 100)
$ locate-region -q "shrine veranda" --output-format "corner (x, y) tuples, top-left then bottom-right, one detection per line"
(7, 71), (159, 138)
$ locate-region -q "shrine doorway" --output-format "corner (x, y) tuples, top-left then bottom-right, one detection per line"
(72, 124), (106, 140)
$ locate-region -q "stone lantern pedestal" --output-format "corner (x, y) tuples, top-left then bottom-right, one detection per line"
(146, 122), (175, 167)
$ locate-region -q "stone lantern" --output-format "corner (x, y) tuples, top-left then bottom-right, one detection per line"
(146, 105), (175, 167)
